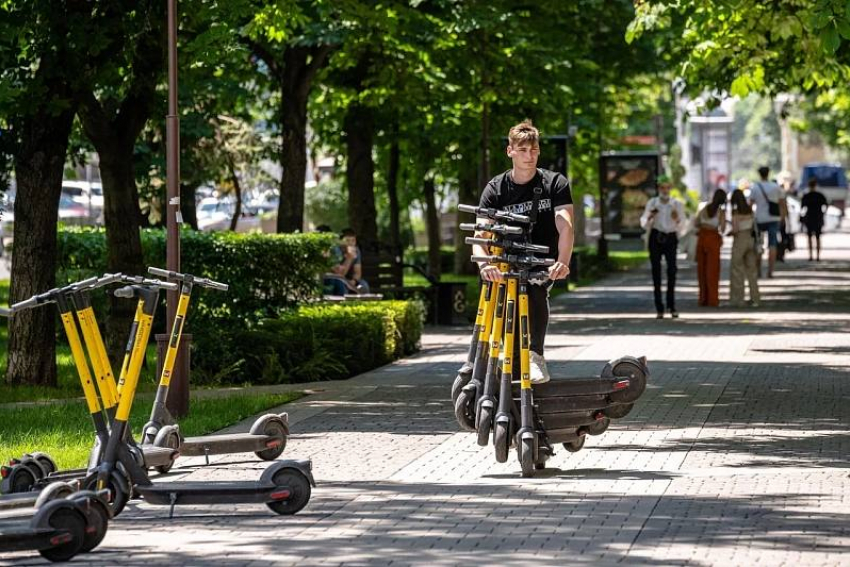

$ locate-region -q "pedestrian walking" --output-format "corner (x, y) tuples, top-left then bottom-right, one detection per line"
(641, 174), (685, 319)
(800, 177), (828, 261)
(749, 166), (786, 278)
(695, 189), (727, 307)
(728, 188), (760, 307)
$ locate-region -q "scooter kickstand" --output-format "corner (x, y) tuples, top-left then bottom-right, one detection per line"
(168, 491), (178, 519)
(204, 447), (210, 466)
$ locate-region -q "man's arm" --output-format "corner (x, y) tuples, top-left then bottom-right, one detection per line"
(640, 198), (656, 229)
(549, 205), (574, 280)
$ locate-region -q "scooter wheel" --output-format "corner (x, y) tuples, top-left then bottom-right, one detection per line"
(266, 468), (311, 515)
(475, 406), (493, 447)
(154, 428), (181, 474)
(70, 491), (110, 553)
(587, 417), (611, 436)
(603, 403), (635, 419)
(35, 481), (76, 509)
(1, 462), (37, 494)
(563, 436), (586, 452)
(609, 361), (648, 404)
(453, 389), (476, 432)
(83, 471), (130, 518)
(519, 437), (535, 478)
(451, 371), (471, 405)
(255, 419), (288, 461)
(34, 501), (86, 562)
(28, 452), (58, 476)
(19, 456), (48, 481)
(493, 422), (510, 463)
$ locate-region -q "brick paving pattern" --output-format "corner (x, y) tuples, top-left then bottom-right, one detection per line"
(3, 229), (850, 565)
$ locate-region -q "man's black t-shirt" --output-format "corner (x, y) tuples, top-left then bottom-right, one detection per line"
(478, 169), (573, 258)
(801, 191), (827, 227)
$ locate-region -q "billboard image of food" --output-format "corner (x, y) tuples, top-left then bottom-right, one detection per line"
(599, 152), (660, 237)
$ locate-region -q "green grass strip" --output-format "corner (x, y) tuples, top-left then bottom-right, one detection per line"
(0, 391), (303, 472)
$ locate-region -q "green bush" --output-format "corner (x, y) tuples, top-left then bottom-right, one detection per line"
(57, 227), (337, 330)
(191, 299), (425, 385)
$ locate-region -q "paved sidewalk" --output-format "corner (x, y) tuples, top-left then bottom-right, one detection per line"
(3, 227), (850, 566)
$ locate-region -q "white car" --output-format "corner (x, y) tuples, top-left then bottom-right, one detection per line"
(62, 180), (103, 223)
(196, 197), (261, 232)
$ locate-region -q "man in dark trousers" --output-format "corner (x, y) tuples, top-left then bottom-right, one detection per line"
(470, 120), (574, 383)
(641, 175), (685, 319)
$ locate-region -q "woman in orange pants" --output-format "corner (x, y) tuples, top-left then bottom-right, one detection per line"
(695, 189), (727, 306)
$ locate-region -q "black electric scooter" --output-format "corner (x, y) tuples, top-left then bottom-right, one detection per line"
(93, 280), (314, 518)
(0, 490), (111, 562)
(139, 267), (289, 473)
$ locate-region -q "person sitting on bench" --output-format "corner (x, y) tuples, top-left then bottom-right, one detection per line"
(323, 227), (371, 295)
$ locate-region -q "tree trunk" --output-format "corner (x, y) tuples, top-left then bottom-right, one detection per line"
(277, 90), (308, 233)
(387, 123), (401, 253)
(423, 176), (441, 280)
(228, 159), (242, 232)
(454, 152), (479, 275)
(344, 103), (378, 252)
(98, 150), (146, 362)
(6, 110), (75, 386)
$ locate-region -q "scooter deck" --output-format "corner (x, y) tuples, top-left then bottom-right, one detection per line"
(142, 445), (179, 467)
(180, 433), (275, 457)
(136, 481), (285, 505)
(511, 377), (628, 398)
(537, 412), (602, 430)
(0, 527), (68, 552)
(0, 491), (39, 511)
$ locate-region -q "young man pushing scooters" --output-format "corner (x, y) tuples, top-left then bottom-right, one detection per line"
(471, 120), (575, 383)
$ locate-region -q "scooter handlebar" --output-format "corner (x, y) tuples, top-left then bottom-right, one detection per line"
(147, 267), (228, 291)
(459, 222), (524, 236)
(457, 203), (531, 224)
(0, 308), (9, 317)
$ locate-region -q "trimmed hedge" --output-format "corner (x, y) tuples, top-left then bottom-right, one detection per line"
(57, 227), (337, 329)
(192, 299), (425, 385)
(56, 228), (425, 386)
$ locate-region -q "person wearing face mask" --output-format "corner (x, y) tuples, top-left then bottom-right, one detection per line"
(641, 175), (686, 319)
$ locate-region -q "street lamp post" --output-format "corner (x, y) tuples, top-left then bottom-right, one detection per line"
(164, 0), (187, 418)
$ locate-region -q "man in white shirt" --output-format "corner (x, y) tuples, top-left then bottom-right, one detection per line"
(641, 175), (686, 319)
(749, 166), (786, 278)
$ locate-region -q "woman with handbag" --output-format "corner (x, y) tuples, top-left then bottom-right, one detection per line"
(695, 189), (727, 306)
(729, 189), (761, 307)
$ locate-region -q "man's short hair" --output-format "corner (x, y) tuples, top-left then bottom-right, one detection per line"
(758, 166), (770, 179)
(508, 120), (540, 147)
(340, 227), (357, 238)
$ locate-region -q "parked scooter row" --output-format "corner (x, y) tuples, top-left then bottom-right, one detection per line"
(0, 268), (314, 562)
(452, 203), (649, 476)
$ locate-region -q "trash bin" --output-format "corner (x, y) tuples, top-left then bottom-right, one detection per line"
(436, 282), (467, 325)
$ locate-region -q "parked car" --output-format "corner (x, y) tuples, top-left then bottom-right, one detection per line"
(786, 195), (842, 233)
(196, 197), (261, 232)
(62, 180), (103, 223)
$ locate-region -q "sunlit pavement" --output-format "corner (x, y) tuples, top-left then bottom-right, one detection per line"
(4, 225), (849, 566)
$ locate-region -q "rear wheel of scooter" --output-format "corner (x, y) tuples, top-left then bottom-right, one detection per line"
(154, 428), (181, 474)
(493, 422), (510, 463)
(603, 403), (634, 419)
(453, 389), (476, 432)
(34, 501), (86, 562)
(609, 361), (648, 404)
(475, 406), (493, 447)
(29, 452), (58, 476)
(519, 438), (535, 478)
(266, 468), (311, 515)
(255, 419), (288, 461)
(70, 491), (110, 553)
(587, 417), (611, 436)
(563, 436), (586, 452)
(83, 472), (130, 518)
(1, 463), (37, 493)
(451, 371), (471, 404)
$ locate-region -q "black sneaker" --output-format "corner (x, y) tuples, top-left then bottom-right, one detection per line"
(670, 309), (679, 319)
(656, 311), (664, 319)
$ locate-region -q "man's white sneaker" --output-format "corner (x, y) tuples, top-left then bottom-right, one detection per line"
(529, 351), (551, 384)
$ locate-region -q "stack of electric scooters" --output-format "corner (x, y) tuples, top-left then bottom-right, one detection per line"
(0, 268), (315, 562)
(451, 203), (649, 477)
